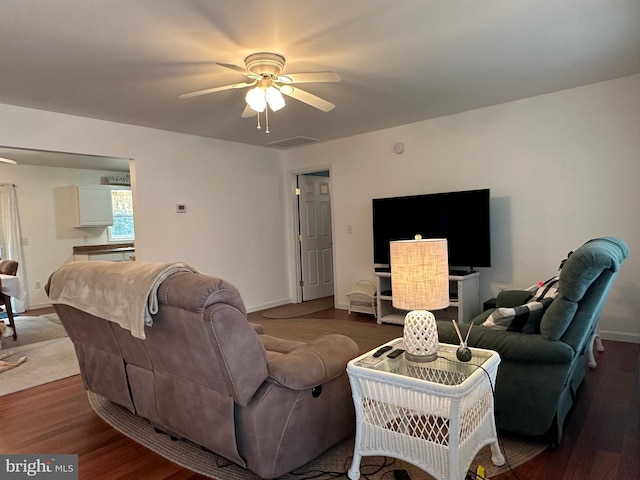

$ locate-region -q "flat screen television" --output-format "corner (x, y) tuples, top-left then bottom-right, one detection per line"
(372, 188), (491, 270)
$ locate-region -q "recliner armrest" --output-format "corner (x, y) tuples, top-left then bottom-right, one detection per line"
(266, 334), (358, 390)
(249, 322), (264, 334)
(438, 320), (574, 363)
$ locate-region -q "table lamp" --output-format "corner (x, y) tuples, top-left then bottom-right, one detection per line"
(390, 236), (449, 362)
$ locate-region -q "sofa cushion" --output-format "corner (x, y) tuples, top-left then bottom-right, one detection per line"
(482, 297), (554, 334)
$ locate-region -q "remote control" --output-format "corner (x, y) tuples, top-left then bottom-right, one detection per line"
(387, 348), (405, 359)
(373, 345), (393, 357)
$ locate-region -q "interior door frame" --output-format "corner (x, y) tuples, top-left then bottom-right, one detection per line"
(288, 165), (334, 304)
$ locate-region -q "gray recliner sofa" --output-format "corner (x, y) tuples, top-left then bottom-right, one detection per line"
(47, 268), (358, 478)
(437, 237), (628, 446)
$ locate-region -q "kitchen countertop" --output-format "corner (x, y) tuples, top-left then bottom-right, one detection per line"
(73, 243), (135, 254)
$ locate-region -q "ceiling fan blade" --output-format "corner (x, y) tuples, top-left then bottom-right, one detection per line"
(278, 71), (341, 84)
(217, 62), (261, 80)
(241, 104), (256, 118)
(179, 81), (256, 99)
(279, 86), (335, 112)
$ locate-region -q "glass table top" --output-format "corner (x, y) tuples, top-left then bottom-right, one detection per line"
(353, 340), (494, 386)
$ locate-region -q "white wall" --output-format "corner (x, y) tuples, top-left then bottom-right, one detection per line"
(1, 75), (638, 342)
(0, 104), (290, 312)
(283, 74), (640, 343)
(0, 164), (126, 308)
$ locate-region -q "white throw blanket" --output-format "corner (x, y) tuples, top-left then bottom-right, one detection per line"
(48, 261), (197, 339)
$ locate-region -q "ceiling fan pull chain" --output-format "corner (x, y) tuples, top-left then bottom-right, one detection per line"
(265, 106), (270, 134)
(256, 111), (262, 130)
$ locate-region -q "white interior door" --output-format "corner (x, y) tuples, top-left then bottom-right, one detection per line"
(298, 174), (333, 301)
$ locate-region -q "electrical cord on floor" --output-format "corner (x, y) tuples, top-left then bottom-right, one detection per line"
(285, 468), (346, 480)
(437, 355), (527, 480)
(196, 446), (348, 480)
(475, 363), (525, 480)
(285, 454), (396, 480)
(358, 456), (396, 480)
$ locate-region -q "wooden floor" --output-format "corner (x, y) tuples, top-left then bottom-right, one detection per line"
(1, 307), (638, 480)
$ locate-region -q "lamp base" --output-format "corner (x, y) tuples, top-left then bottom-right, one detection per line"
(405, 351), (438, 363)
(403, 310), (440, 363)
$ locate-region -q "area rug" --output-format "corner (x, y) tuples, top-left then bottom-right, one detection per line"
(0, 337), (79, 396)
(262, 297), (335, 319)
(1, 314), (67, 348)
(88, 391), (547, 479)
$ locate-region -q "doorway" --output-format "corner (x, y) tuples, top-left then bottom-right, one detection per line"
(294, 170), (334, 302)
(0, 146), (133, 311)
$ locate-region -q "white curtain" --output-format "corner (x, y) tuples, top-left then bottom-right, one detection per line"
(0, 183), (27, 312)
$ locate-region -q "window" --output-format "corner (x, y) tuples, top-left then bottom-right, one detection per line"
(108, 189), (135, 241)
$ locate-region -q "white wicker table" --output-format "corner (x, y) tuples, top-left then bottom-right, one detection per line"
(347, 339), (505, 480)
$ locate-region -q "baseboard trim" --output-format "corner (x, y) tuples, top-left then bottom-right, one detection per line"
(26, 301), (53, 311)
(599, 329), (640, 345)
(246, 298), (292, 314)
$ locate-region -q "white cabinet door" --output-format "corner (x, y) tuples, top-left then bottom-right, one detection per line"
(76, 185), (113, 226)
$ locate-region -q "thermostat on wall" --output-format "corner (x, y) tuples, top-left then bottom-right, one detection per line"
(176, 204), (187, 213)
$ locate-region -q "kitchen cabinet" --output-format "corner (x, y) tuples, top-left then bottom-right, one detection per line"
(74, 250), (135, 262)
(73, 243), (135, 262)
(56, 185), (113, 227)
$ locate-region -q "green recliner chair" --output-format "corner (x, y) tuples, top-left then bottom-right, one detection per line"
(437, 237), (629, 446)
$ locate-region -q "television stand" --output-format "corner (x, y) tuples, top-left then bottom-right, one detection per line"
(374, 266), (391, 273)
(450, 269), (476, 276)
(374, 270), (481, 325)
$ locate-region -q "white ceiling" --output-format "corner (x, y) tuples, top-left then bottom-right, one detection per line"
(1, 0), (639, 155)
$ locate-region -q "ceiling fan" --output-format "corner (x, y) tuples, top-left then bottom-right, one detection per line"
(179, 53), (341, 120)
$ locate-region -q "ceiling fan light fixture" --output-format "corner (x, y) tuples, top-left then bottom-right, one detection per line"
(245, 87), (267, 112)
(246, 85), (286, 113)
(265, 87), (285, 111)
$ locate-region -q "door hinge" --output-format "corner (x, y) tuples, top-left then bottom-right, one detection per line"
(299, 280), (304, 287)
(298, 234), (303, 241)
(295, 188), (301, 196)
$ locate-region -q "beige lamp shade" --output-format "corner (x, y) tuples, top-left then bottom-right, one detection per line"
(390, 238), (449, 311)
(390, 237), (449, 362)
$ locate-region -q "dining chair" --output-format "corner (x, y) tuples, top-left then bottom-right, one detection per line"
(0, 260), (19, 340)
